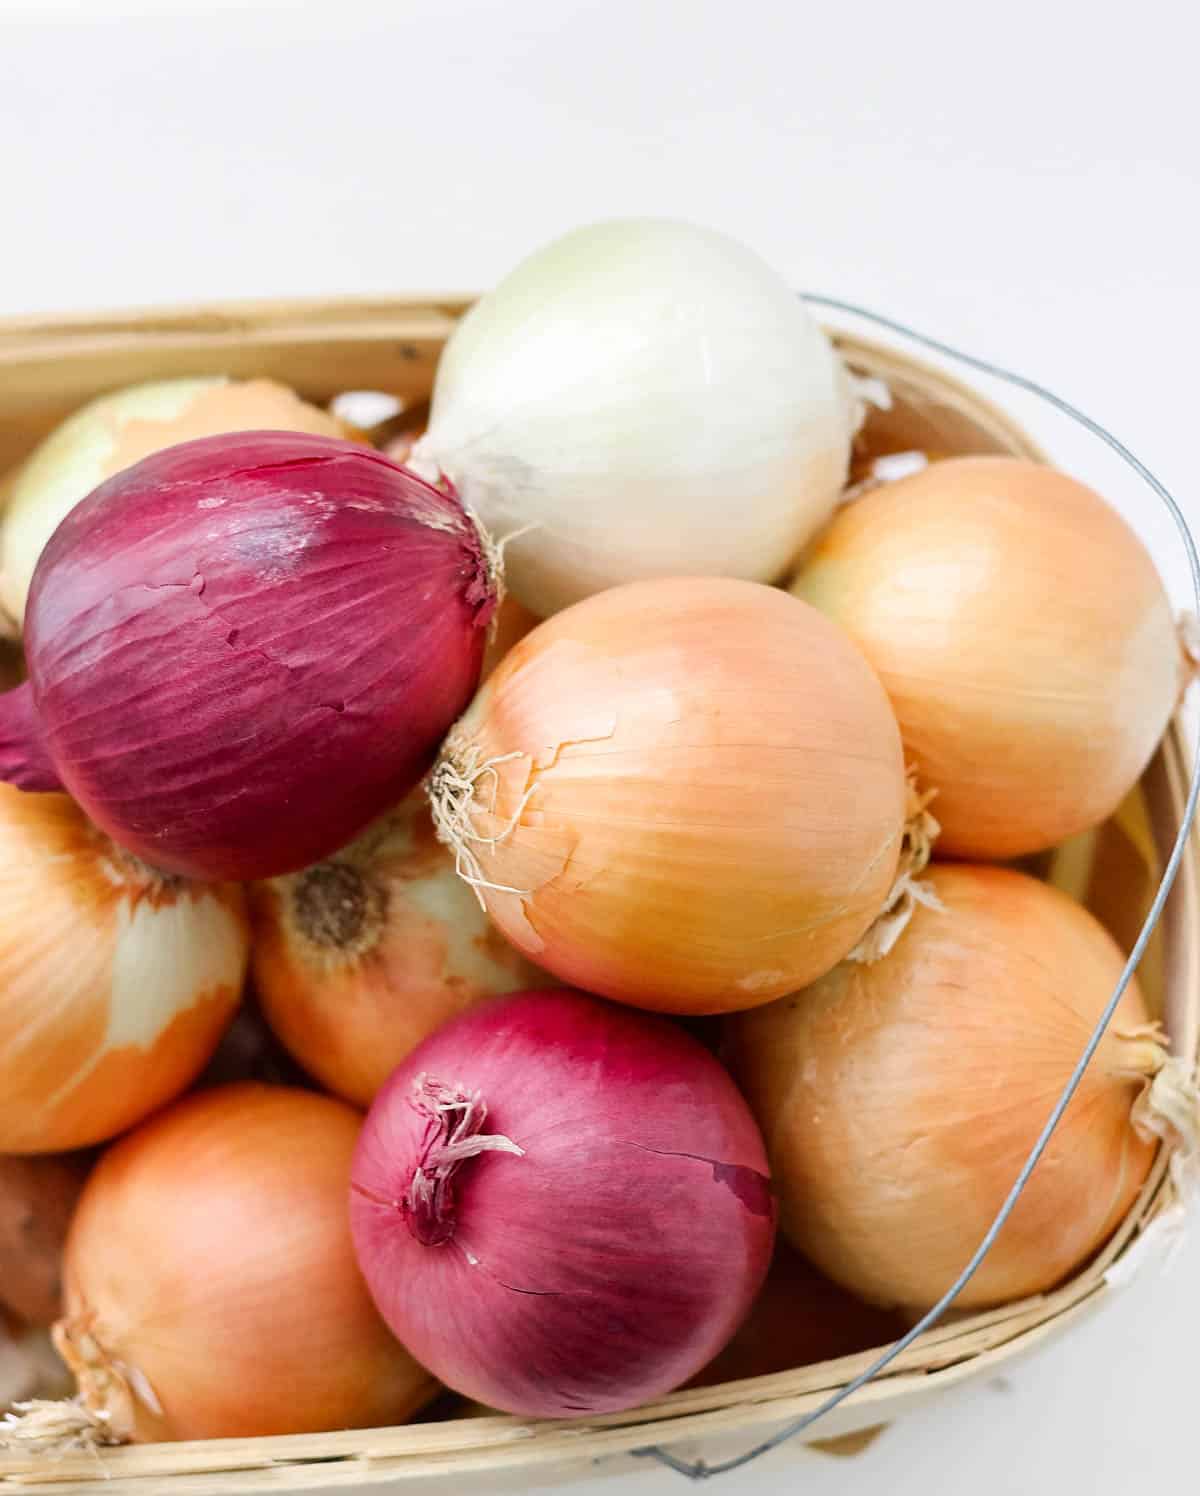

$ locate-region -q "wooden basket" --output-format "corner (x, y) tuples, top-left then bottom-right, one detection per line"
(0, 299), (1195, 1495)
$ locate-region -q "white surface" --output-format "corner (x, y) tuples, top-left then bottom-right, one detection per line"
(1, 1), (1198, 1491)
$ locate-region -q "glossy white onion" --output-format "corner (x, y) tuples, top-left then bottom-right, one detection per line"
(414, 219), (857, 616)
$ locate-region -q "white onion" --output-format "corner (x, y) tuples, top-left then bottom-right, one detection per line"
(413, 219), (857, 616)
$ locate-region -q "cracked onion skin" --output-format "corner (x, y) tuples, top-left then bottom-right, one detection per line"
(350, 988), (776, 1417)
(0, 431), (497, 881)
(432, 577), (907, 1013)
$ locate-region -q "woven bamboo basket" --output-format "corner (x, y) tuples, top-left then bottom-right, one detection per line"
(0, 298), (1195, 1495)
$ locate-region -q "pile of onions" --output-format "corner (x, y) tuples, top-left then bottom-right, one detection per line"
(50, 1084), (434, 1442)
(411, 218), (857, 616)
(430, 576), (908, 1012)
(0, 376), (348, 631)
(0, 784), (247, 1153)
(726, 864), (1174, 1310)
(792, 456), (1186, 858)
(0, 1155), (88, 1325)
(0, 431), (499, 881)
(249, 796), (547, 1106)
(350, 988), (775, 1417)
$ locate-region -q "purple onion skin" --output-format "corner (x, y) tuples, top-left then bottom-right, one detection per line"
(0, 432), (496, 881)
(350, 988), (776, 1419)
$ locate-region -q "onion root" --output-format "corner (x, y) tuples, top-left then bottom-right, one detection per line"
(428, 737), (536, 901)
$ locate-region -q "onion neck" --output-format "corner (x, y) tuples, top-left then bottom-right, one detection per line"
(403, 1076), (523, 1247)
(408, 441), (504, 626)
(0, 681), (62, 793)
(1110, 1023), (1169, 1082)
(462, 503), (505, 627)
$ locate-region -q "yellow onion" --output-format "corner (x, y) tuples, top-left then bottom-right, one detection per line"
(0, 785), (248, 1153)
(47, 1085), (434, 1442)
(249, 797), (547, 1107)
(792, 457), (1185, 858)
(430, 577), (907, 1013)
(726, 865), (1177, 1310)
(0, 376), (347, 630)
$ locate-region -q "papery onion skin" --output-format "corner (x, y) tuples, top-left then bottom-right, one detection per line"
(431, 577), (907, 1013)
(725, 865), (1161, 1310)
(415, 218), (856, 617)
(58, 1084), (435, 1442)
(792, 456), (1183, 859)
(249, 796), (549, 1107)
(350, 988), (775, 1418)
(0, 784), (247, 1154)
(0, 431), (497, 881)
(0, 377), (349, 630)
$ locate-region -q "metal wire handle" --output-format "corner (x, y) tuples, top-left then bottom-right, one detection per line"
(635, 295), (1200, 1481)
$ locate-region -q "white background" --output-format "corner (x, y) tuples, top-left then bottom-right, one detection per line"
(2, 1), (1198, 1492)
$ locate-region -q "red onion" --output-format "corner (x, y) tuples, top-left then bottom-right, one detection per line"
(350, 988), (775, 1418)
(0, 432), (497, 880)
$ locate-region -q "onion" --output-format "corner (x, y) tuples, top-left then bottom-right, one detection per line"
(412, 219), (857, 617)
(0, 1155), (88, 1326)
(47, 1084), (434, 1443)
(688, 1240), (906, 1388)
(0, 377), (348, 631)
(249, 797), (548, 1107)
(0, 431), (498, 881)
(430, 577), (908, 1012)
(0, 784), (247, 1153)
(792, 457), (1185, 858)
(725, 864), (1188, 1310)
(351, 988), (774, 1417)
